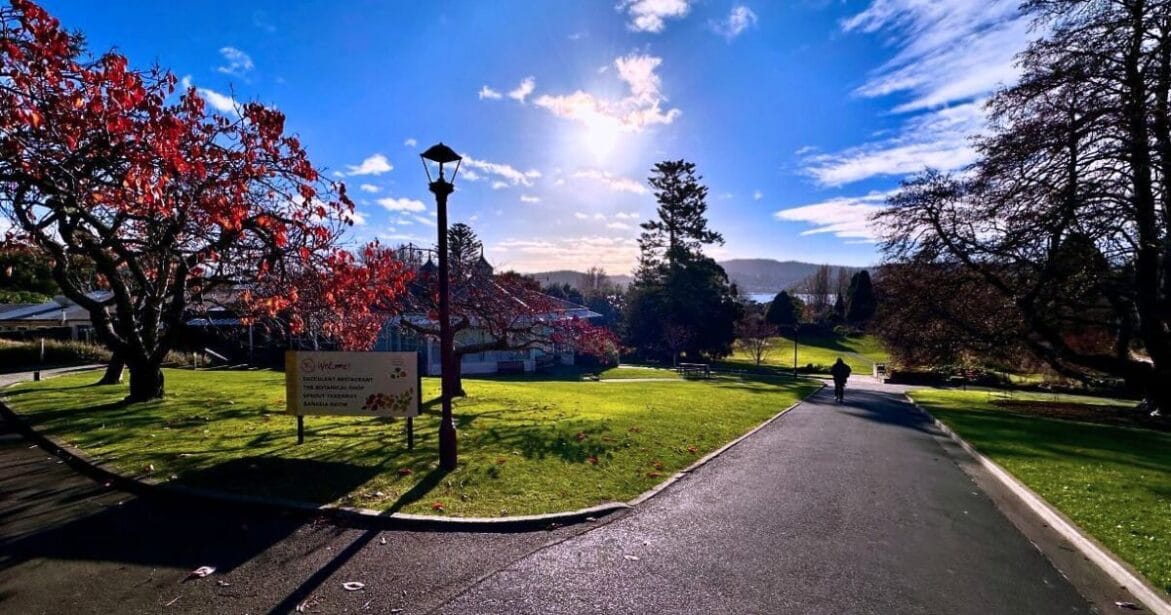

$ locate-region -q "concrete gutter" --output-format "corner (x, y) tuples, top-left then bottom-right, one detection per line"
(1, 369), (821, 532)
(905, 393), (1171, 615)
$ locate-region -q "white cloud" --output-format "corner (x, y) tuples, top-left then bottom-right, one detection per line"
(461, 155), (541, 187)
(520, 194), (541, 203)
(532, 54), (681, 133)
(800, 1), (1035, 187)
(619, 0), (691, 33)
(572, 169), (649, 194)
(180, 76), (239, 116)
(803, 102), (984, 186)
(491, 181), (509, 190)
(342, 209), (367, 226)
(377, 197), (426, 212)
(593, 213), (606, 221)
(345, 154), (393, 176)
(478, 85), (503, 100)
(508, 77), (535, 103)
(773, 191), (891, 241)
(494, 235), (640, 273)
(614, 211), (640, 220)
(359, 184), (380, 193)
(844, 0), (1028, 113)
(412, 214), (437, 227)
(460, 169), (482, 182)
(606, 221), (633, 230)
(753, 190), (764, 200)
(404, 138), (418, 147)
(574, 212), (589, 220)
(216, 47), (254, 78)
(711, 6), (758, 40)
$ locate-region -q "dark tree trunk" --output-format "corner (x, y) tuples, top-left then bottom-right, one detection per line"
(97, 353), (125, 385)
(448, 352), (467, 398)
(126, 359), (165, 402)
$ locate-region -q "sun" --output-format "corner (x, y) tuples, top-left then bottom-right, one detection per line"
(579, 116), (624, 161)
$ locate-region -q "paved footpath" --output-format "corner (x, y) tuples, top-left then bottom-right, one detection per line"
(0, 370), (1133, 613)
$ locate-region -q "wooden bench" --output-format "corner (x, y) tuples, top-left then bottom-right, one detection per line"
(676, 362), (711, 379)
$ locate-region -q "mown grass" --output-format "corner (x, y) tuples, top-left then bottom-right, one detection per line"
(596, 365), (679, 380)
(909, 388), (1171, 595)
(725, 332), (890, 375)
(4, 368), (815, 517)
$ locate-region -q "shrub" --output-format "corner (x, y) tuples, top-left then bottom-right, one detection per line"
(0, 338), (111, 368)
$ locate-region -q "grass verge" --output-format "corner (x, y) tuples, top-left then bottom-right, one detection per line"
(724, 332), (889, 375)
(4, 368), (816, 517)
(909, 388), (1171, 595)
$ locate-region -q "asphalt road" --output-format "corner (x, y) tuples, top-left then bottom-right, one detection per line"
(0, 370), (1133, 614)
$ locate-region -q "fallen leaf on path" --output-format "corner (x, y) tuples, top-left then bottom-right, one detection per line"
(342, 581), (366, 591)
(1114, 602), (1139, 610)
(187, 566), (215, 579)
(379, 536), (387, 545)
(623, 554), (640, 561)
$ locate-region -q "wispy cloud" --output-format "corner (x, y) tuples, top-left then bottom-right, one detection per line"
(519, 194), (541, 203)
(710, 6), (758, 41)
(180, 76), (239, 116)
(614, 211), (640, 220)
(494, 235), (640, 273)
(359, 184), (379, 193)
(802, 1), (1034, 187)
(619, 0), (691, 33)
(345, 154), (393, 176)
(803, 102), (984, 186)
(462, 155), (541, 187)
(571, 169), (648, 194)
(773, 191), (891, 241)
(216, 46), (254, 79)
(508, 77), (535, 103)
(606, 221), (633, 230)
(844, 0), (1027, 113)
(533, 54), (680, 133)
(403, 138), (418, 147)
(377, 197), (426, 212)
(753, 190), (764, 200)
(478, 85), (503, 100)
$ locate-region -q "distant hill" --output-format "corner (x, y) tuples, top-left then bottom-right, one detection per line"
(528, 259), (866, 295)
(719, 259), (863, 294)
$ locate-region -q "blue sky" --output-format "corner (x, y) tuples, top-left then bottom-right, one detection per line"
(39, 0), (1034, 274)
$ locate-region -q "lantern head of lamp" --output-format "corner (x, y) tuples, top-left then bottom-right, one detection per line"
(420, 142), (462, 186)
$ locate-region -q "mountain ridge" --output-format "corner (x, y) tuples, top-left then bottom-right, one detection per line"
(525, 259), (868, 295)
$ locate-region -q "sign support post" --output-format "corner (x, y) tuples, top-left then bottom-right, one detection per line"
(297, 416), (304, 445)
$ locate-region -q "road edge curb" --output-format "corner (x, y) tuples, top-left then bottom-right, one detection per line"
(904, 393), (1171, 615)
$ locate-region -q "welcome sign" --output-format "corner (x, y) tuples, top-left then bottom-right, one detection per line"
(285, 351), (419, 417)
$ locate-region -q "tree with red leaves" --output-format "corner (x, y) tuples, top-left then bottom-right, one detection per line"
(393, 231), (616, 396)
(0, 1), (411, 400)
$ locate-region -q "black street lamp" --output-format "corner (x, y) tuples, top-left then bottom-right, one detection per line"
(421, 142), (462, 471)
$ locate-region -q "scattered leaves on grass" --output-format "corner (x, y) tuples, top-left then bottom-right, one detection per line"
(628, 426), (642, 433)
(646, 471), (663, 478)
(652, 461), (664, 471)
(574, 432), (587, 441)
(587, 455), (599, 465)
(431, 502), (445, 512)
(397, 468), (412, 476)
(687, 445), (699, 454)
(495, 456), (508, 464)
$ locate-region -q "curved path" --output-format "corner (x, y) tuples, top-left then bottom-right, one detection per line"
(0, 371), (1132, 613)
(435, 379), (1118, 614)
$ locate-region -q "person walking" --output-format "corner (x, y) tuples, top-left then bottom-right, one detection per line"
(830, 357), (851, 402)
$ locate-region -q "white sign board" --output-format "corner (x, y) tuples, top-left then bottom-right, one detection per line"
(285, 351), (419, 417)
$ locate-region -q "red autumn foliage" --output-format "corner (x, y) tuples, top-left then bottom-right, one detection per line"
(0, 1), (410, 398)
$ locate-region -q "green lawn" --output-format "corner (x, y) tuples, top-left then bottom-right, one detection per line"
(596, 365), (680, 380)
(909, 388), (1171, 595)
(725, 332), (889, 375)
(4, 368), (816, 517)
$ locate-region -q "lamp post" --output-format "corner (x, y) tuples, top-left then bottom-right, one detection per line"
(421, 143), (462, 471)
(792, 323), (799, 379)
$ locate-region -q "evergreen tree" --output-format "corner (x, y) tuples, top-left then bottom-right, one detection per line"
(845, 270), (877, 324)
(638, 160), (723, 270)
(446, 222), (482, 280)
(625, 160), (739, 360)
(765, 290), (799, 326)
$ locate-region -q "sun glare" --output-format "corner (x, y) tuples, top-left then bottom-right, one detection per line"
(580, 116), (624, 161)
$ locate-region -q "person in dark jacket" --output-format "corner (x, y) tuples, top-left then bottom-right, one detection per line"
(830, 358), (851, 402)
